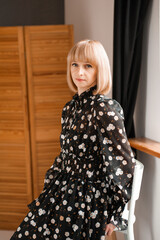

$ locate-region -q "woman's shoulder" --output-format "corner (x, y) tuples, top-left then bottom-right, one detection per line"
(62, 99), (73, 111)
(94, 94), (121, 108)
(93, 94), (124, 119)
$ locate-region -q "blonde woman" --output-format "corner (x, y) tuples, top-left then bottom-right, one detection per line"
(11, 39), (136, 240)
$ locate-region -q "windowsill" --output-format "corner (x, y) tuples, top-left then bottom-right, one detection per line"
(129, 137), (160, 158)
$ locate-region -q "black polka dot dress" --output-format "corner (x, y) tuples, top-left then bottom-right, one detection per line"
(10, 84), (136, 240)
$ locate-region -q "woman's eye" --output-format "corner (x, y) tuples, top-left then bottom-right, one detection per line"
(86, 64), (92, 68)
(71, 63), (78, 67)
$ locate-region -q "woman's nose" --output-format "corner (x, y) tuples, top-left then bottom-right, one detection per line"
(78, 67), (84, 75)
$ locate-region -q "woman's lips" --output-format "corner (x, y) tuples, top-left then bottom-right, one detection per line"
(76, 78), (85, 81)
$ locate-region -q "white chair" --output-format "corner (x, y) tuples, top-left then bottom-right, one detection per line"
(114, 159), (144, 240)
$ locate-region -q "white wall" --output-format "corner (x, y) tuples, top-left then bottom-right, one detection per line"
(65, 0), (160, 239)
(65, 0), (114, 97)
(134, 0), (160, 239)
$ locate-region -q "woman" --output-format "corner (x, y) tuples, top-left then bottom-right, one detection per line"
(10, 39), (136, 240)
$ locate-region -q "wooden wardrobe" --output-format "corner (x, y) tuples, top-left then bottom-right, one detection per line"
(0, 24), (74, 230)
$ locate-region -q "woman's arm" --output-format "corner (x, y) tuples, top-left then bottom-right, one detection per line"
(94, 97), (136, 231)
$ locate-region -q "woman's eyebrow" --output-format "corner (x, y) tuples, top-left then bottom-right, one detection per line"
(71, 61), (93, 65)
(83, 62), (93, 65)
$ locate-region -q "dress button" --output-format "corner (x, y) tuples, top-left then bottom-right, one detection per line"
(36, 201), (40, 206)
(60, 215), (64, 221)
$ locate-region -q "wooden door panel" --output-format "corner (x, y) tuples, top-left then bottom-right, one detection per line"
(24, 24), (74, 197)
(0, 26), (32, 230)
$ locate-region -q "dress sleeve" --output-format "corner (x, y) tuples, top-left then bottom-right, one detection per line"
(43, 153), (63, 189)
(43, 103), (67, 190)
(94, 98), (136, 230)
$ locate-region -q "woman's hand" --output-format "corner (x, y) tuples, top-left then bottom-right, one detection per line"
(105, 223), (116, 236)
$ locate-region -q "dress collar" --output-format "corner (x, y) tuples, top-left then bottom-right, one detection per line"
(73, 84), (97, 102)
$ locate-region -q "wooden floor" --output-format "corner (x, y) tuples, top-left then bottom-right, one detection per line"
(107, 232), (117, 240)
(0, 230), (14, 240)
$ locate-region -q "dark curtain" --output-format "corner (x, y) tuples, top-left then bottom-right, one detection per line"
(113, 0), (152, 138)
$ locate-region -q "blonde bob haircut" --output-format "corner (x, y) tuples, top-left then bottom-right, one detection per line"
(67, 39), (112, 96)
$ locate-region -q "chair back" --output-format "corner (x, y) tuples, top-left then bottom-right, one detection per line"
(128, 159), (144, 226)
(114, 159), (144, 240)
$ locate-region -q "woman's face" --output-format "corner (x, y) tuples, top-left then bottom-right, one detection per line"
(70, 60), (97, 95)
